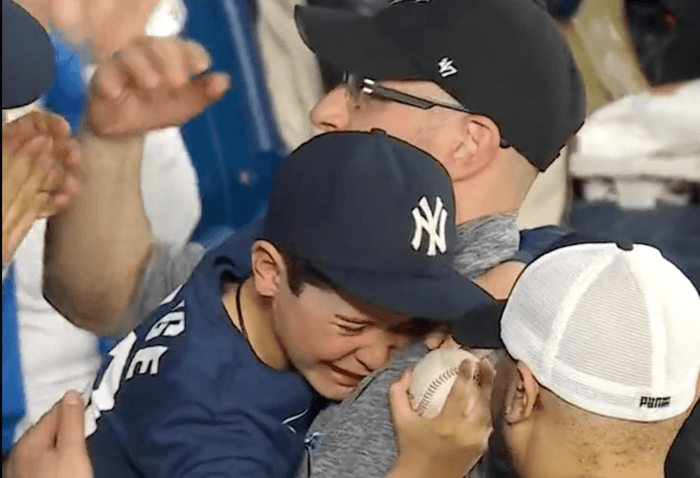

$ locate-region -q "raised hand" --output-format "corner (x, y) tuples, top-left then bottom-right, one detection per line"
(2, 391), (93, 478)
(48, 0), (163, 61)
(87, 36), (230, 139)
(388, 358), (496, 478)
(2, 111), (81, 265)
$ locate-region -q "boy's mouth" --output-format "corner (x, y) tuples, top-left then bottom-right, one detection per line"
(327, 363), (366, 387)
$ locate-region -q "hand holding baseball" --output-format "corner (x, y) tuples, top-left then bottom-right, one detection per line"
(409, 348), (479, 417)
(388, 357), (495, 478)
(2, 112), (81, 265)
(87, 37), (230, 139)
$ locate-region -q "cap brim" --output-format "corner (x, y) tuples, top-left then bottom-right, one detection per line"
(294, 5), (419, 80)
(2, 0), (55, 109)
(450, 300), (506, 349)
(312, 260), (496, 323)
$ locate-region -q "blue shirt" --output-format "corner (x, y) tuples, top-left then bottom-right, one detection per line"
(43, 32), (88, 133)
(86, 239), (320, 478)
(181, 0), (286, 241)
(2, 269), (22, 456)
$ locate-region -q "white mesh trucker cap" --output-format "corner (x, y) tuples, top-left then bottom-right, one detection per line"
(501, 242), (700, 422)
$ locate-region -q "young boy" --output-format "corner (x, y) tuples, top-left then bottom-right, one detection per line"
(84, 130), (493, 478)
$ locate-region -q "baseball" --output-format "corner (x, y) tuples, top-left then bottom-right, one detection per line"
(409, 348), (479, 418)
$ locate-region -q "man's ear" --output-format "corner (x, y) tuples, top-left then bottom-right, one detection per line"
(694, 372), (700, 402)
(250, 240), (286, 298)
(451, 114), (502, 181)
(504, 361), (541, 425)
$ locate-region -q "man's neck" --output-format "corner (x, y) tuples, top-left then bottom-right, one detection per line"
(453, 213), (520, 280)
(525, 462), (665, 478)
(453, 175), (520, 227)
(221, 279), (288, 369)
(522, 428), (667, 478)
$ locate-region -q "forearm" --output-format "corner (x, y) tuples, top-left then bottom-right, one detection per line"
(385, 457), (479, 478)
(41, 34), (228, 337)
(385, 459), (457, 478)
(43, 129), (152, 337)
(385, 465), (426, 478)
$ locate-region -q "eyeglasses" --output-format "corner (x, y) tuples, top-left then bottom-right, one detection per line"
(343, 72), (510, 149)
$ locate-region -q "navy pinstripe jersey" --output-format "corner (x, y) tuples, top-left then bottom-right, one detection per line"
(85, 249), (320, 478)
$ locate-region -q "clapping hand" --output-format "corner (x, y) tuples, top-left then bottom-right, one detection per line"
(2, 112), (81, 265)
(48, 0), (163, 61)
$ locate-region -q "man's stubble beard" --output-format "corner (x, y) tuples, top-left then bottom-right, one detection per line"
(484, 409), (521, 478)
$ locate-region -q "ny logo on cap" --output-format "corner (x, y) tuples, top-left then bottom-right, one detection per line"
(438, 57), (458, 78)
(411, 196), (447, 257)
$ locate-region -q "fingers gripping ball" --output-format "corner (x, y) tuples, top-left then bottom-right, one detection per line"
(409, 349), (479, 418)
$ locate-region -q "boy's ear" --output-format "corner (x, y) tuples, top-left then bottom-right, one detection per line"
(504, 361), (541, 425)
(250, 240), (286, 298)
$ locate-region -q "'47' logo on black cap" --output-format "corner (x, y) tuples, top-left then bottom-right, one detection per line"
(438, 57), (458, 78)
(411, 196), (447, 257)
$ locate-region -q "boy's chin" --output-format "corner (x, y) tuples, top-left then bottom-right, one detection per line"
(304, 369), (360, 401)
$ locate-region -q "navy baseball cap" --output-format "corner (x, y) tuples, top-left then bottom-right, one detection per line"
(295, 0), (586, 171)
(263, 130), (494, 322)
(2, 0), (55, 109)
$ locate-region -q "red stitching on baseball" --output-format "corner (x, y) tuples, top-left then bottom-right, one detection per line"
(415, 367), (459, 415)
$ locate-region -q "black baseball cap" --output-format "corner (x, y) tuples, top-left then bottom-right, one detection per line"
(263, 130), (494, 322)
(2, 0), (55, 109)
(295, 0), (586, 171)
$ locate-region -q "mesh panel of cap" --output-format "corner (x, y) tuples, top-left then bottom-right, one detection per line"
(557, 258), (653, 389)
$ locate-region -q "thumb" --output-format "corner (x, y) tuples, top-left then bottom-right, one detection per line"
(390, 369), (417, 423)
(23, 400), (62, 450)
(440, 359), (478, 418)
(56, 391), (87, 450)
(50, 0), (87, 45)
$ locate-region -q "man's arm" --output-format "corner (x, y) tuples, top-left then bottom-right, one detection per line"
(42, 37), (229, 337)
(43, 131), (151, 336)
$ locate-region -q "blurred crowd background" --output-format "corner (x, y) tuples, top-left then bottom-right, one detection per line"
(2, 0), (699, 465)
